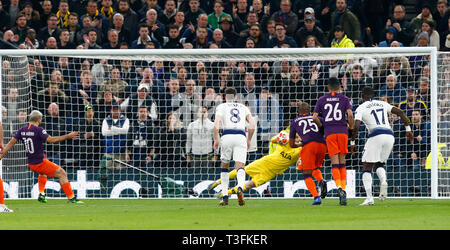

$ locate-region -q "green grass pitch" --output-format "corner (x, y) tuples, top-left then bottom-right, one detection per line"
(1, 198), (450, 230)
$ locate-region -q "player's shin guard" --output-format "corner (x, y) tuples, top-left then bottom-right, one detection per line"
(331, 165), (342, 189)
(339, 164), (347, 190)
(236, 168), (246, 190)
(0, 178), (4, 204)
(220, 168), (229, 198)
(304, 174), (319, 198)
(362, 171), (373, 199)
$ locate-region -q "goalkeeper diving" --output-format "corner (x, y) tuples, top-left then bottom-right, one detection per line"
(208, 127), (302, 197)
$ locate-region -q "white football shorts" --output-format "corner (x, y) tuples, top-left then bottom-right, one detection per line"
(362, 134), (395, 163)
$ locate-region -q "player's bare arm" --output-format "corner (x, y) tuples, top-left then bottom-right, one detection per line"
(246, 114), (256, 150)
(350, 119), (362, 154)
(46, 132), (79, 144)
(347, 109), (354, 130)
(213, 114), (222, 151)
(0, 121), (4, 152)
(312, 112), (322, 127)
(0, 137), (18, 160)
(391, 107), (414, 144)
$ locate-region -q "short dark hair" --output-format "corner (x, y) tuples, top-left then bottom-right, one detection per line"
(362, 86), (375, 98)
(224, 87), (237, 96)
(327, 77), (340, 90)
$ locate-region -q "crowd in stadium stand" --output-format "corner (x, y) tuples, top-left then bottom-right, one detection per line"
(0, 0), (447, 189)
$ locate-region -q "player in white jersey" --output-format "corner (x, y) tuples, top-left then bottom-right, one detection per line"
(213, 88), (256, 206)
(350, 87), (414, 206)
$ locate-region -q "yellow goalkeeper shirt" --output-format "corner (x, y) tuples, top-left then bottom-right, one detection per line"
(259, 140), (301, 175)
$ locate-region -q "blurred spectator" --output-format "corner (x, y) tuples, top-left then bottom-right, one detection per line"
(180, 13), (213, 45)
(377, 73), (407, 106)
(100, 0), (115, 22)
(210, 28), (232, 48)
(11, 13), (30, 44)
(251, 0), (271, 27)
(138, 0), (163, 20)
(414, 19), (440, 49)
(417, 76), (431, 109)
(111, 13), (132, 46)
(80, 0), (109, 41)
(186, 106), (216, 168)
(410, 3), (434, 33)
(378, 26), (402, 47)
(58, 28), (76, 49)
(330, 25), (355, 47)
(208, 0), (232, 30)
(121, 84), (158, 122)
(386, 5), (415, 46)
(71, 70), (98, 118)
(341, 63), (372, 105)
(233, 0), (250, 23)
(270, 0), (298, 37)
(6, 0), (20, 27)
(44, 103), (67, 165)
(56, 0), (70, 29)
(192, 26), (210, 48)
(177, 79), (202, 127)
(202, 87), (222, 119)
(67, 13), (83, 45)
(24, 28), (43, 49)
(127, 106), (155, 169)
(160, 0), (178, 25)
(399, 85), (428, 122)
(98, 68), (128, 104)
(153, 111), (187, 168)
(327, 0), (360, 44)
(156, 24), (183, 48)
(0, 1), (10, 33)
(117, 0), (140, 42)
(234, 10), (261, 34)
(131, 23), (158, 48)
(77, 105), (102, 169)
(256, 85), (282, 154)
(83, 28), (103, 49)
(408, 110), (428, 168)
(185, 0), (206, 26)
(103, 29), (121, 49)
(39, 0), (54, 28)
(96, 89), (116, 120)
(20, 1), (41, 31)
(267, 22), (297, 48)
(38, 14), (61, 45)
(295, 15), (326, 48)
(218, 15), (239, 45)
(4, 88), (20, 124)
(36, 81), (70, 116)
(172, 10), (188, 35)
(236, 23), (267, 48)
(142, 8), (166, 44)
(100, 103), (130, 172)
(378, 57), (413, 89)
(434, 0), (448, 30)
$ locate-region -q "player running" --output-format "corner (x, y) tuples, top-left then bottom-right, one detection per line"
(0, 110), (83, 204)
(209, 130), (302, 199)
(290, 102), (327, 205)
(213, 87), (256, 206)
(350, 87), (414, 206)
(0, 120), (13, 213)
(313, 77), (354, 206)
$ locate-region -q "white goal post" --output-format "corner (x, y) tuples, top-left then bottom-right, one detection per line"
(0, 47), (445, 199)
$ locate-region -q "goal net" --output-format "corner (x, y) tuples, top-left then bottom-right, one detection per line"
(0, 48), (444, 199)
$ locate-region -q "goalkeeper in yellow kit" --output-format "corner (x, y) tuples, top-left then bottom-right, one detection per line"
(208, 127), (302, 198)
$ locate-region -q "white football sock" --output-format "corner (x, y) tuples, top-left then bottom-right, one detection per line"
(221, 170), (229, 197)
(362, 172), (373, 199)
(236, 168), (246, 190)
(376, 167), (387, 185)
